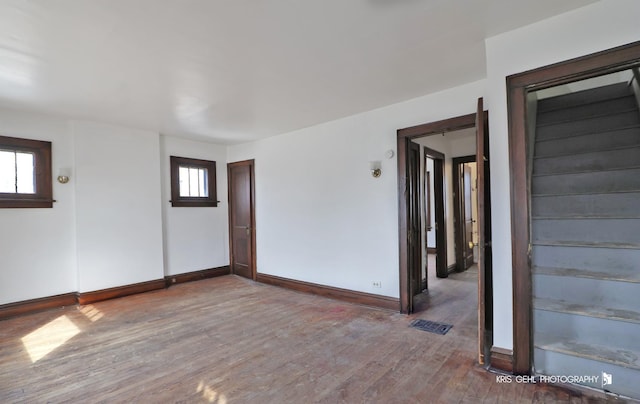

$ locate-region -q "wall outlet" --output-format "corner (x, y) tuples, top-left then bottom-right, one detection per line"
(372, 281), (382, 288)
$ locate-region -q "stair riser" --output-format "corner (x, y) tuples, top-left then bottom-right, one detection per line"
(537, 82), (632, 113)
(533, 147), (640, 175)
(536, 111), (640, 141)
(535, 127), (640, 157)
(533, 274), (640, 313)
(532, 245), (640, 271)
(532, 192), (640, 218)
(532, 218), (640, 245)
(532, 167), (640, 195)
(537, 96), (638, 126)
(534, 310), (640, 352)
(534, 348), (640, 399)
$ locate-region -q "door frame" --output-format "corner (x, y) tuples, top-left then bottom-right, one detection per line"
(227, 159), (257, 281)
(507, 41), (640, 374)
(398, 112), (476, 314)
(398, 108), (491, 364)
(452, 155), (476, 272)
(422, 147), (447, 279)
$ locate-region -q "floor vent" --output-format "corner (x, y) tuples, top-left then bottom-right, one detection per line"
(410, 319), (452, 335)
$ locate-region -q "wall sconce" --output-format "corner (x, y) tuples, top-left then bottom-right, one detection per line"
(369, 150), (394, 178)
(370, 161), (382, 178)
(57, 168), (70, 184)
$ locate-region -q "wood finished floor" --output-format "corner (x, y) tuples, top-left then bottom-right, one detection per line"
(0, 272), (626, 403)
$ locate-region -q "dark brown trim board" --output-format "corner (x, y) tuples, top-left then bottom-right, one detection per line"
(165, 265), (230, 287)
(490, 346), (514, 373)
(77, 279), (166, 305)
(0, 293), (77, 321)
(507, 40), (640, 375)
(1, 268), (236, 320)
(256, 273), (399, 311)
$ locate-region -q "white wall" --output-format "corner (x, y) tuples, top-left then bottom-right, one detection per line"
(0, 109), (76, 305)
(485, 0), (640, 350)
(73, 121), (164, 292)
(228, 80), (486, 298)
(0, 111), (231, 305)
(160, 135), (229, 276)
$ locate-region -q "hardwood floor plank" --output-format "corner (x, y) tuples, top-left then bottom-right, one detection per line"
(0, 274), (616, 403)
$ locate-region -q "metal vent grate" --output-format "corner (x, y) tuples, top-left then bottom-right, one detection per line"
(409, 319), (453, 335)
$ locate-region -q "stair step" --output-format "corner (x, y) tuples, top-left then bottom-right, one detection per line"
(536, 110), (640, 141)
(537, 82), (633, 112)
(534, 298), (640, 324)
(534, 310), (640, 354)
(532, 218), (640, 246)
(533, 146), (640, 175)
(532, 245), (640, 272)
(533, 266), (640, 284)
(534, 125), (640, 157)
(534, 347), (640, 399)
(533, 274), (640, 314)
(535, 337), (640, 371)
(532, 192), (640, 218)
(537, 95), (638, 126)
(532, 167), (640, 195)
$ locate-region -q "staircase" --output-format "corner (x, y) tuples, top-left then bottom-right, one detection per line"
(531, 82), (640, 399)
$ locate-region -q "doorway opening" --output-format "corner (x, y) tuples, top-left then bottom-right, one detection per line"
(411, 131), (478, 315)
(508, 41), (640, 398)
(397, 100), (493, 364)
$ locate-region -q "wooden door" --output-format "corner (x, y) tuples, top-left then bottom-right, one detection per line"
(228, 160), (256, 280)
(476, 98), (492, 364)
(407, 141), (422, 308)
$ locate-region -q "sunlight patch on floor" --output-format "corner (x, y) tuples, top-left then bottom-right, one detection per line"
(79, 305), (104, 322)
(21, 315), (80, 363)
(197, 381), (227, 403)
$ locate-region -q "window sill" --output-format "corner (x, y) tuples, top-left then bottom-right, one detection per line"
(0, 198), (54, 208)
(170, 200), (218, 208)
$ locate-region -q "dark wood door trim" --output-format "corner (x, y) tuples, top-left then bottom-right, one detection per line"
(397, 113), (475, 314)
(227, 159), (257, 281)
(507, 41), (640, 374)
(422, 146), (447, 280)
(452, 155), (476, 273)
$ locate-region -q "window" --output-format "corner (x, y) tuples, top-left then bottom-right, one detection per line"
(170, 156), (217, 207)
(0, 135), (52, 208)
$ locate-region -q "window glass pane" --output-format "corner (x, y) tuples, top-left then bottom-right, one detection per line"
(179, 166), (190, 197)
(0, 150), (16, 193)
(16, 152), (35, 194)
(189, 167), (199, 197)
(199, 168), (208, 197)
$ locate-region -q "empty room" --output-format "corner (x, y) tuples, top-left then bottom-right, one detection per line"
(1, 1), (640, 402)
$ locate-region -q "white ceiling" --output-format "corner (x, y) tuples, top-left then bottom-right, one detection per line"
(0, 0), (598, 144)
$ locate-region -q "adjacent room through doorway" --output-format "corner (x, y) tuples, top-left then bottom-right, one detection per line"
(397, 101), (493, 364)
